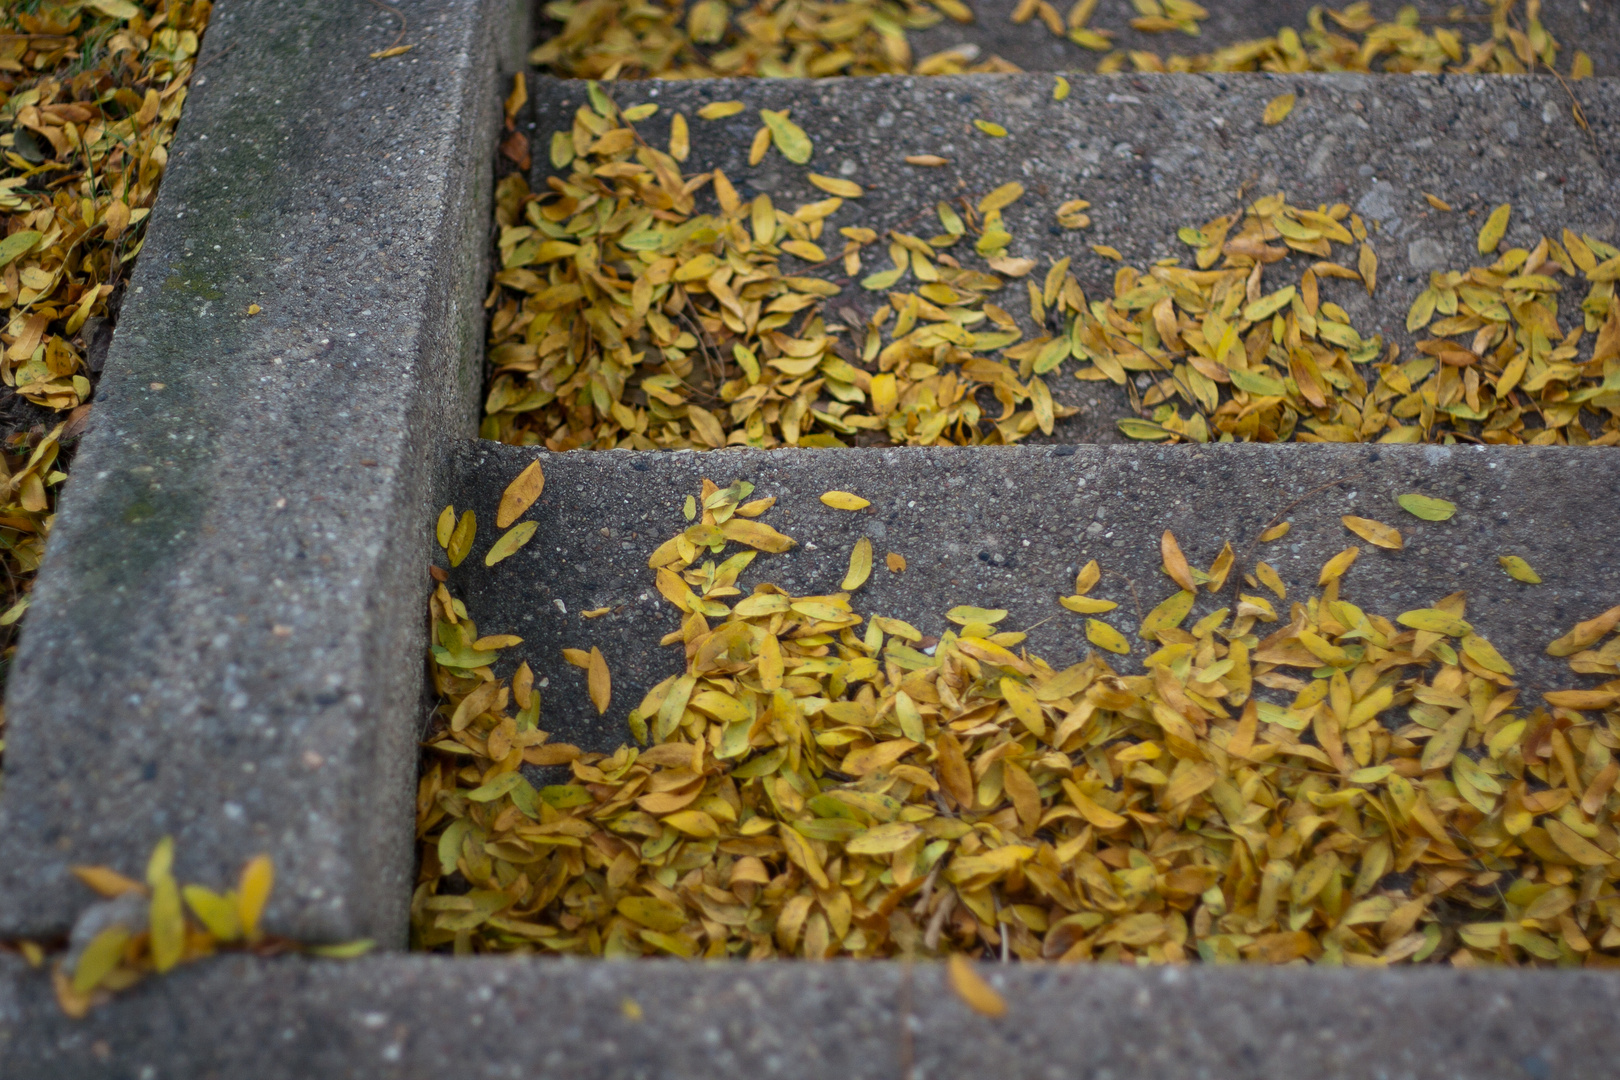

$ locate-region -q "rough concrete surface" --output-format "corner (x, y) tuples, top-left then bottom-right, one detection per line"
(4, 952), (1620, 1079)
(529, 70), (1618, 439)
(910, 0), (1620, 78)
(0, 0), (523, 944)
(447, 441), (1619, 756)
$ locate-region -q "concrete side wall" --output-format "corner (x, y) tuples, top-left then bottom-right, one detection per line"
(0, 0), (521, 945)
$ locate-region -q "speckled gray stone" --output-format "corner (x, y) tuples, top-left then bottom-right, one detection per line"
(908, 0), (1620, 78)
(3, 952), (1620, 1078)
(528, 69), (1619, 438)
(446, 441), (1620, 756)
(0, 0), (525, 945)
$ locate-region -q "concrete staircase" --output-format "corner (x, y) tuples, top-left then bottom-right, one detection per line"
(1, 0), (1619, 1075)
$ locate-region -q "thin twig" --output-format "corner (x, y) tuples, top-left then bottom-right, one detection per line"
(365, 0), (409, 51)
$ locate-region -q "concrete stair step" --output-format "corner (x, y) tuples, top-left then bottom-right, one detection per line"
(524, 70), (1617, 442)
(445, 439), (1619, 754)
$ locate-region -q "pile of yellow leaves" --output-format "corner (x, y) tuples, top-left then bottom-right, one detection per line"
(1058, 0), (1591, 79)
(486, 82), (1619, 453)
(51, 838), (274, 1017)
(530, 0), (1005, 82)
(528, 0), (1591, 83)
(42, 839), (371, 1016)
(0, 0), (211, 677)
(416, 471), (1620, 966)
(487, 84), (1079, 451)
(1082, 195), (1620, 446)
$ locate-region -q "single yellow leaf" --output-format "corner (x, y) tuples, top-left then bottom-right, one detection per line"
(1342, 516), (1403, 550)
(808, 174), (862, 198)
(843, 537), (873, 591)
(1259, 522), (1290, 542)
(1424, 193), (1452, 212)
(1262, 92), (1296, 126)
(1001, 677), (1046, 738)
(238, 855), (274, 942)
(588, 646), (612, 714)
(148, 874), (183, 973)
(1397, 494), (1456, 521)
(1498, 555), (1541, 584)
(760, 109), (812, 163)
(1478, 203), (1511, 254)
(973, 119), (1008, 137)
(1087, 619), (1130, 654)
(1074, 559), (1100, 595)
(1160, 530), (1196, 592)
(436, 505), (456, 548)
(447, 510), (476, 567)
(820, 490), (870, 510)
(905, 154), (949, 166)
(71, 926), (130, 995)
(71, 865), (144, 898)
(698, 101), (746, 120)
(1060, 595), (1118, 614)
(947, 954), (1007, 1017)
(485, 521), (537, 566)
(1140, 590), (1194, 640)
(1053, 75), (1070, 101)
(668, 112), (690, 162)
(1318, 547), (1360, 584)
(1548, 605), (1620, 657)
(886, 552), (907, 572)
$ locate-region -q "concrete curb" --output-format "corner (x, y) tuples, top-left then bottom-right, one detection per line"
(3, 952), (1618, 1078)
(0, 0), (524, 945)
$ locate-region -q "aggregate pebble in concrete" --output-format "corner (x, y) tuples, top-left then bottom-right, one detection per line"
(0, 0), (524, 944)
(910, 0), (1620, 78)
(3, 952), (1619, 1079)
(529, 70), (1618, 439)
(447, 441), (1620, 756)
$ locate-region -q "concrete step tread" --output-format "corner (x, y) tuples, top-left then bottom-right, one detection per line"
(445, 440), (1619, 753)
(518, 70), (1618, 445)
(5, 952), (1620, 1078)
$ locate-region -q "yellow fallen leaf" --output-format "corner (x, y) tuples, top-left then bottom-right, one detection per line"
(238, 855), (274, 943)
(1318, 546), (1359, 584)
(698, 101), (745, 119)
(370, 44), (414, 59)
(1160, 530), (1196, 592)
(588, 646), (612, 714)
(1087, 618), (1130, 654)
(1342, 515), (1403, 549)
(808, 174), (863, 198)
(668, 112), (689, 162)
(1548, 606), (1620, 657)
(485, 521), (537, 566)
(1498, 555), (1541, 584)
(947, 954), (1007, 1017)
(1054, 76), (1070, 100)
(905, 154), (949, 166)
(1259, 522), (1290, 542)
(820, 490), (870, 510)
(973, 119), (1007, 136)
(1424, 192), (1452, 211)
(1478, 203), (1511, 254)
(447, 510), (476, 567)
(886, 552), (907, 572)
(71, 865), (145, 898)
(843, 537), (873, 590)
(1262, 92), (1296, 126)
(1090, 245), (1122, 260)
